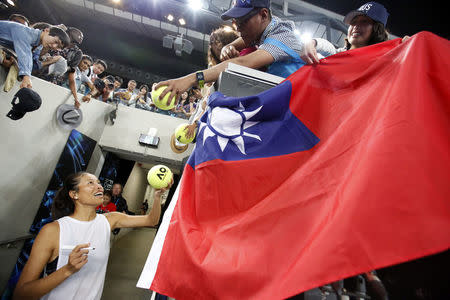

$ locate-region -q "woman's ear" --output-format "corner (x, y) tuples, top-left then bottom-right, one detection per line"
(69, 190), (78, 200)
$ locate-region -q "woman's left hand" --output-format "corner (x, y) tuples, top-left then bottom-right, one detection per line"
(154, 178), (174, 198)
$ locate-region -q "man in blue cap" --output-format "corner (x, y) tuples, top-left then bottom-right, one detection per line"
(154, 0), (334, 102)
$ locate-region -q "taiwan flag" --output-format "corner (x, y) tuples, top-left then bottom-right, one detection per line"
(137, 32), (450, 299)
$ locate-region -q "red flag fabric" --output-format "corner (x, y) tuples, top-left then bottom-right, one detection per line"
(137, 32), (450, 299)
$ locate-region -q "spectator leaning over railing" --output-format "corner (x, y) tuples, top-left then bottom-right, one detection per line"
(85, 59), (106, 84)
(60, 54), (93, 108)
(153, 0), (335, 105)
(83, 75), (115, 103)
(0, 20), (70, 89)
(31, 22), (55, 71)
(31, 22), (71, 83)
(59, 27), (84, 74)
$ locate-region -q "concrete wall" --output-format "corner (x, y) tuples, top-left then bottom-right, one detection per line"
(99, 104), (194, 166)
(0, 75), (112, 243)
(122, 163), (148, 214)
(0, 71), (112, 293)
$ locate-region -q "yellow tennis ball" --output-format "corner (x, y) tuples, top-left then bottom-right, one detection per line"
(151, 86), (176, 110)
(147, 165), (173, 189)
(175, 123), (195, 144)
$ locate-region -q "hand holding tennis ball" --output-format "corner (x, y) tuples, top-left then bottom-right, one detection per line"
(147, 165), (173, 189)
(175, 123), (196, 144)
(151, 86), (176, 110)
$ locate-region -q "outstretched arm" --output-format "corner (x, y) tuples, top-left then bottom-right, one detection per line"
(300, 38), (337, 64)
(67, 72), (80, 108)
(106, 180), (173, 230)
(154, 49), (274, 105)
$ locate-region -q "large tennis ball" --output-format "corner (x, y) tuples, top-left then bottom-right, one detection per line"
(147, 165), (173, 189)
(175, 123), (195, 144)
(151, 86), (176, 110)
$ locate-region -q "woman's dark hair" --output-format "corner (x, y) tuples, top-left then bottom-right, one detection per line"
(51, 172), (87, 220)
(207, 27), (239, 67)
(66, 27), (83, 46)
(140, 84), (149, 93)
(49, 26), (70, 48)
(68, 54), (91, 73)
(9, 14), (30, 26)
(81, 54), (93, 64)
(31, 22), (51, 31)
(345, 21), (389, 50)
(114, 76), (123, 85)
(94, 59), (107, 70)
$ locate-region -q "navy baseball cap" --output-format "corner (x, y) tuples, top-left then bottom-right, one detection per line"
(344, 2), (389, 26)
(221, 0), (270, 20)
(6, 88), (42, 120)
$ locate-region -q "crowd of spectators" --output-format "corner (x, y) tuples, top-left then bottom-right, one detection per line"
(1, 14), (201, 119)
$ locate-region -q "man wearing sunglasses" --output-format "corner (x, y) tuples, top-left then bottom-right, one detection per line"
(154, 0), (333, 104)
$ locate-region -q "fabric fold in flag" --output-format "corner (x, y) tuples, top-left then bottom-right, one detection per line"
(137, 31), (450, 299)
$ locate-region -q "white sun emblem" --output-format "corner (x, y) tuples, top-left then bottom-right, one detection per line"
(198, 103), (262, 155)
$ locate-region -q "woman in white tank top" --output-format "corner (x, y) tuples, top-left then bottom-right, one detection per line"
(13, 172), (172, 300)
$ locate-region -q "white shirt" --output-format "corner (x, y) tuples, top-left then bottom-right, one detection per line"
(41, 214), (111, 300)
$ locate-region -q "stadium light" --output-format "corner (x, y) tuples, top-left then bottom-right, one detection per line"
(179, 18), (186, 26)
(112, 0), (120, 4)
(223, 26), (234, 32)
(189, 0), (202, 11)
(167, 14), (174, 22)
(301, 32), (312, 43)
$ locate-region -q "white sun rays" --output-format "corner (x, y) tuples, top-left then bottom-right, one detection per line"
(198, 102), (263, 155)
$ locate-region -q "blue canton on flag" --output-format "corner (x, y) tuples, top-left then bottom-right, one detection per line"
(188, 81), (320, 168)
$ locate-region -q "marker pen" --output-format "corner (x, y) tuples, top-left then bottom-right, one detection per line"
(61, 246), (95, 251)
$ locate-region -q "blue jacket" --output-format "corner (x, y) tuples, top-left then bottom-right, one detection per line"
(0, 21), (41, 77)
